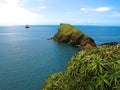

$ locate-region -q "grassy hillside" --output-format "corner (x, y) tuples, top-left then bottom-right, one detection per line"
(58, 23), (85, 38)
(42, 44), (120, 90)
(53, 24), (87, 42)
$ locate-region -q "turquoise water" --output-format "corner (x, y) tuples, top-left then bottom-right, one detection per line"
(0, 25), (120, 90)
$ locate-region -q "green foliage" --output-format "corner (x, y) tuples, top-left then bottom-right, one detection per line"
(42, 44), (120, 90)
(57, 23), (88, 40)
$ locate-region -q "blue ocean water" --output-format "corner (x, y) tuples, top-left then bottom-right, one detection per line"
(0, 25), (120, 90)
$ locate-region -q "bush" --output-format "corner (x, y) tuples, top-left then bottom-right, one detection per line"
(42, 44), (120, 90)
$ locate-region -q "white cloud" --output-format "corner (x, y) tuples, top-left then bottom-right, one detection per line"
(80, 8), (88, 13)
(39, 6), (46, 9)
(33, 6), (47, 11)
(25, 5), (47, 13)
(80, 7), (111, 13)
(0, 0), (44, 25)
(91, 7), (111, 12)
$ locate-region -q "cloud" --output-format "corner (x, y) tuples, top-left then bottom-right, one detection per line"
(80, 8), (88, 13)
(91, 7), (111, 12)
(80, 7), (111, 13)
(39, 6), (46, 9)
(31, 6), (47, 11)
(0, 0), (44, 25)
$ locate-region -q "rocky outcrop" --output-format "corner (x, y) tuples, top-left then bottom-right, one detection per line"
(52, 23), (96, 50)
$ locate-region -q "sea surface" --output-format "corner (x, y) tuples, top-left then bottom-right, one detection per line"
(0, 25), (120, 90)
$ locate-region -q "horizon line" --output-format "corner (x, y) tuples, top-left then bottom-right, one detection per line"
(0, 23), (120, 27)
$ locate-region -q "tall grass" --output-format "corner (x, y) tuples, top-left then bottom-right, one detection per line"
(42, 44), (120, 90)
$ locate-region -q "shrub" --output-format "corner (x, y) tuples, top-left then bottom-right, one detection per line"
(42, 44), (120, 90)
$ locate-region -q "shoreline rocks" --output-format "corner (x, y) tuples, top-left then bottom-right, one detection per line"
(100, 42), (120, 46)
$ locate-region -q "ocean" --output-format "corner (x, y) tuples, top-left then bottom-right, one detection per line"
(0, 25), (120, 90)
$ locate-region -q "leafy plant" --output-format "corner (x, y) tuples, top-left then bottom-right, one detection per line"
(42, 44), (120, 90)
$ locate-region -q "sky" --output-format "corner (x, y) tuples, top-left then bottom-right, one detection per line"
(0, 0), (120, 25)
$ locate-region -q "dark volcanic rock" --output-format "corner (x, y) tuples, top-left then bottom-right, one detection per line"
(53, 23), (96, 50)
(101, 42), (120, 46)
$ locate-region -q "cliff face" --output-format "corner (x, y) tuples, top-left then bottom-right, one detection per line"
(53, 23), (96, 50)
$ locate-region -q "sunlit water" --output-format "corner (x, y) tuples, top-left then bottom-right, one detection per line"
(0, 25), (120, 90)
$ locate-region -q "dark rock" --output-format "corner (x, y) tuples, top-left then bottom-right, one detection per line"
(52, 23), (96, 50)
(47, 38), (53, 40)
(101, 42), (120, 46)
